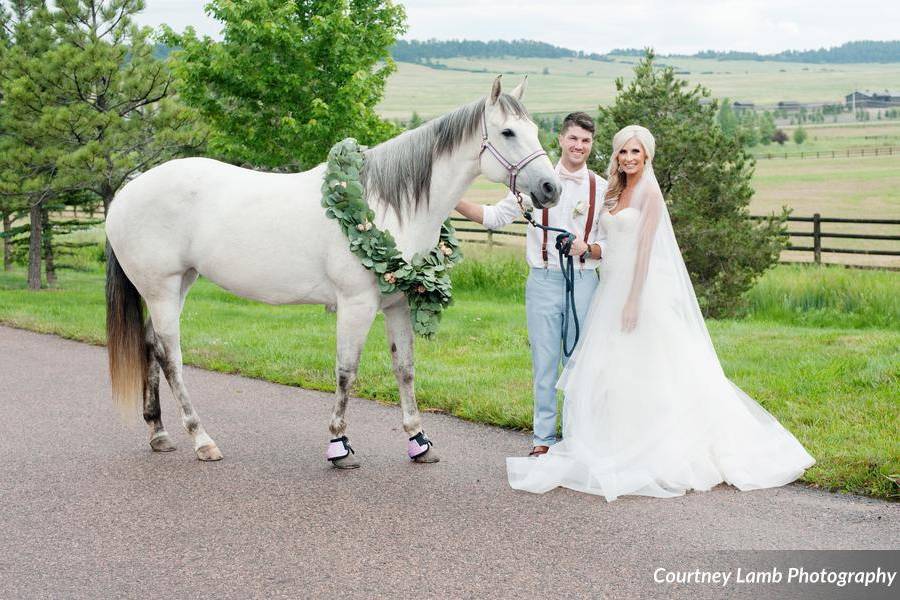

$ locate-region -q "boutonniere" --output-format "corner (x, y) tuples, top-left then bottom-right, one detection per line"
(573, 199), (587, 218)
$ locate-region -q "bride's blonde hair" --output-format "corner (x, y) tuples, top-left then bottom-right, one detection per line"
(604, 125), (656, 208)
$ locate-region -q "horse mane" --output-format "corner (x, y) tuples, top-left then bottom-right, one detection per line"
(361, 94), (529, 221)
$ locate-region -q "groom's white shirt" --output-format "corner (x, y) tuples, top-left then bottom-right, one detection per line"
(482, 162), (608, 270)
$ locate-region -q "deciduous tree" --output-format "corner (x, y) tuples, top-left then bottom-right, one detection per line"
(164, 0), (406, 170)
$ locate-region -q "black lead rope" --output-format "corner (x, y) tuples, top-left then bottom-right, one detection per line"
(520, 208), (581, 358)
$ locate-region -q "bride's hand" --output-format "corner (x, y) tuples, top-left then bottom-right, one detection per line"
(621, 302), (638, 332)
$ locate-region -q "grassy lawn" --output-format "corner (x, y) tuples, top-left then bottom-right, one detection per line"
(1, 260), (897, 500)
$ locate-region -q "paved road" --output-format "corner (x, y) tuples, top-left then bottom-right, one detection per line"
(0, 326), (896, 599)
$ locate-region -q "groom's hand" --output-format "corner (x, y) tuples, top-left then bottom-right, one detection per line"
(568, 238), (589, 257)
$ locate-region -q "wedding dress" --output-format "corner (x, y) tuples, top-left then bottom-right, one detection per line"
(507, 131), (814, 501)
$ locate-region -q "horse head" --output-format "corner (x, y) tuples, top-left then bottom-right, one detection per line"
(478, 76), (561, 209)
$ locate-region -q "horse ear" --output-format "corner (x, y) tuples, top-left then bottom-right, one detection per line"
(510, 76), (527, 100)
(489, 75), (502, 105)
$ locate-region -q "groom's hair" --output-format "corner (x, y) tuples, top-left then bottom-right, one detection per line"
(561, 112), (595, 136)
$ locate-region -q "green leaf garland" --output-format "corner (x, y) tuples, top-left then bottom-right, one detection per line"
(321, 138), (463, 337)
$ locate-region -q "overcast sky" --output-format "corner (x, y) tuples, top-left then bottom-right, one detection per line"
(134, 1), (899, 55)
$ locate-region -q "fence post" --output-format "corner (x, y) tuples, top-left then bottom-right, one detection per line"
(812, 213), (821, 265)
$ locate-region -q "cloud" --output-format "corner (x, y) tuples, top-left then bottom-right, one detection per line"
(131, 0), (900, 54)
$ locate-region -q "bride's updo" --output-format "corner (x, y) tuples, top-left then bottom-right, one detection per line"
(605, 125), (656, 207)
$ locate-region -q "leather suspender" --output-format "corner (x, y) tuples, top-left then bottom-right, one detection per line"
(541, 170), (597, 266)
(581, 172), (597, 264)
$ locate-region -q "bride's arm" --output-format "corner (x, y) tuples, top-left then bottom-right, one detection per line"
(621, 194), (663, 332)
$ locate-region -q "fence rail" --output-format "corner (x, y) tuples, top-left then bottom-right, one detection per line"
(753, 146), (899, 160)
(451, 215), (900, 266)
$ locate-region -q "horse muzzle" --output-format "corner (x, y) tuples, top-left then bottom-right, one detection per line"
(529, 176), (562, 209)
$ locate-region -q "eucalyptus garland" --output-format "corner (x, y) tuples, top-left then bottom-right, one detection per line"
(321, 138), (463, 337)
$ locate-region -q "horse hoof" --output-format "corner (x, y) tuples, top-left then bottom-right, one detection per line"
(196, 443), (223, 462)
(331, 453), (361, 469)
(149, 432), (176, 452)
(412, 448), (440, 463)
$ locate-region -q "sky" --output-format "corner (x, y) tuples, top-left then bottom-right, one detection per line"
(134, 1), (900, 55)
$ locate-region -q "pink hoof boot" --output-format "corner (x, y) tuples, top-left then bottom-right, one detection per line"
(407, 432), (434, 460)
(327, 436), (360, 469)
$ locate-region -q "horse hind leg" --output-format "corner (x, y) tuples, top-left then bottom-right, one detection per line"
(144, 324), (175, 452)
(146, 271), (222, 462)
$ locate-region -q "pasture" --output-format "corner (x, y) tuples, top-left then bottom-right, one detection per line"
(377, 56), (900, 119)
(0, 255), (896, 500)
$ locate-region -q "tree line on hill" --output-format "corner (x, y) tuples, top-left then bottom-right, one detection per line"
(392, 39), (900, 64)
(694, 40), (900, 63)
(391, 39), (609, 62)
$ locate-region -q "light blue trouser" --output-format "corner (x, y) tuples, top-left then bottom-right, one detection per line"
(525, 267), (599, 446)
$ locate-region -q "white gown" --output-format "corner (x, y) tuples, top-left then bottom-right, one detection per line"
(507, 206), (815, 501)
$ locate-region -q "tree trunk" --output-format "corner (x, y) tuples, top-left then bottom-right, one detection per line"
(27, 200), (43, 290)
(41, 207), (56, 286)
(2, 212), (11, 271)
(102, 185), (114, 216)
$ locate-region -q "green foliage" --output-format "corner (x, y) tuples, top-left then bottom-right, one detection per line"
(793, 126), (808, 145)
(321, 139), (462, 337)
(590, 50), (787, 317)
(164, 0), (406, 170)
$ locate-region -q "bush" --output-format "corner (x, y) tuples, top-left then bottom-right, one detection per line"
(589, 50), (787, 317)
(793, 126), (808, 145)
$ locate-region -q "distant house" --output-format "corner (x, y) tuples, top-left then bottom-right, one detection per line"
(733, 101), (755, 111)
(777, 101), (801, 110)
(845, 90), (900, 108)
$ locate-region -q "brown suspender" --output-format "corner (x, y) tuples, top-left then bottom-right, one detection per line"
(541, 170), (597, 266)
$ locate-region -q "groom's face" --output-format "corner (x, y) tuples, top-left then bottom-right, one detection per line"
(558, 125), (594, 170)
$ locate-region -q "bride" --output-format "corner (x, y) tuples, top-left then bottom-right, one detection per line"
(507, 125), (815, 501)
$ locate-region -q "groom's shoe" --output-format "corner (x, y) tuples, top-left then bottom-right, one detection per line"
(528, 445), (550, 457)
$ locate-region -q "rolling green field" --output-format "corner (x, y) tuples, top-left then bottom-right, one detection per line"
(0, 258), (897, 500)
(378, 56), (900, 119)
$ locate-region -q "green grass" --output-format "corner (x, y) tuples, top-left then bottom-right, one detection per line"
(0, 260), (897, 500)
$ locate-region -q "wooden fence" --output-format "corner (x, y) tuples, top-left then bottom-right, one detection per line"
(451, 215), (900, 266)
(753, 146), (899, 160)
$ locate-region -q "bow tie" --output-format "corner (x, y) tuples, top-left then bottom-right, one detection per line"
(558, 168), (585, 183)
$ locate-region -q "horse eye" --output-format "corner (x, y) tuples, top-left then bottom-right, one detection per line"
(501, 129), (515, 138)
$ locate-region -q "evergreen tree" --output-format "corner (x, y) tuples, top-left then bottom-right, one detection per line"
(165, 0), (406, 170)
(0, 0), (61, 289)
(793, 126), (808, 145)
(590, 50), (786, 317)
(0, 1), (204, 288)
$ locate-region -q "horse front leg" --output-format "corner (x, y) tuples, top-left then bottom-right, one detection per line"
(327, 295), (378, 469)
(383, 300), (439, 464)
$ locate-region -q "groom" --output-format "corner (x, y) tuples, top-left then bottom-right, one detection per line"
(456, 112), (607, 456)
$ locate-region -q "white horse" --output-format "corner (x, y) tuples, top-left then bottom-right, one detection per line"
(105, 77), (560, 468)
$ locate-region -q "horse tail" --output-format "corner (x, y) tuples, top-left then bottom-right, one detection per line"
(105, 243), (147, 416)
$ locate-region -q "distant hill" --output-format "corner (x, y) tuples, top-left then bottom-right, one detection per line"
(694, 40), (900, 63)
(391, 39), (609, 63)
(392, 39), (900, 65)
